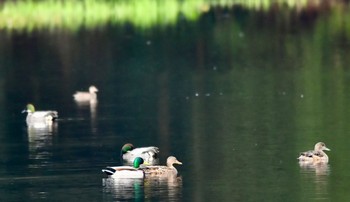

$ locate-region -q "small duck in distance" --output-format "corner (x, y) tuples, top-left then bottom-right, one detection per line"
(22, 103), (58, 124)
(102, 157), (145, 178)
(121, 143), (159, 165)
(73, 85), (98, 102)
(143, 156), (182, 177)
(297, 142), (331, 163)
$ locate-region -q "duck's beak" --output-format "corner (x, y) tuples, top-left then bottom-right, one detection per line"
(21, 109), (28, 113)
(324, 147), (331, 151)
(176, 160), (183, 165)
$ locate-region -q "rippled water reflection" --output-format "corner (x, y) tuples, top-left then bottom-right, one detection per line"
(102, 176), (182, 201)
(27, 122), (57, 168)
(299, 163), (331, 201)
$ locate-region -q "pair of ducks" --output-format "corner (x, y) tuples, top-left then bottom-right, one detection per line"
(102, 143), (182, 179)
(22, 86), (98, 124)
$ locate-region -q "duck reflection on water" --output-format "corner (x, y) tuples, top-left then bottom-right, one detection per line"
(102, 178), (144, 200)
(102, 176), (182, 200)
(144, 176), (183, 200)
(27, 121), (57, 168)
(75, 100), (97, 118)
(73, 87), (98, 134)
(299, 161), (330, 201)
(74, 99), (98, 133)
(299, 161), (330, 176)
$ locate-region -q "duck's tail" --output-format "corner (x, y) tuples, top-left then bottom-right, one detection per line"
(102, 167), (116, 175)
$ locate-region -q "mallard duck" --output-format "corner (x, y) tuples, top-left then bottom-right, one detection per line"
(102, 157), (145, 178)
(22, 104), (58, 124)
(143, 156), (182, 177)
(121, 143), (159, 165)
(297, 142), (331, 163)
(73, 85), (98, 102)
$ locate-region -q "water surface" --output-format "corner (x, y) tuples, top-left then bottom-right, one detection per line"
(1, 2), (350, 201)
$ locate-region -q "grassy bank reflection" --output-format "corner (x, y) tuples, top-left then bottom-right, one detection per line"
(0, 0), (349, 32)
(0, 0), (205, 32)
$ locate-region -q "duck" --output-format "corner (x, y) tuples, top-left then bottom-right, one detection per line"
(143, 156), (182, 177)
(297, 142), (331, 163)
(121, 143), (159, 165)
(22, 104), (58, 124)
(102, 157), (145, 178)
(73, 85), (98, 102)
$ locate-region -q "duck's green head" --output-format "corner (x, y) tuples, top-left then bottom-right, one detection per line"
(121, 143), (134, 154)
(22, 104), (35, 113)
(133, 157), (144, 168)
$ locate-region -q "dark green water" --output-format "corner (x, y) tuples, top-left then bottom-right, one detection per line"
(1, 4), (350, 202)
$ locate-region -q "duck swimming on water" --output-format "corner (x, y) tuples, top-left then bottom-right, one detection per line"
(297, 142), (330, 163)
(73, 85), (98, 102)
(22, 104), (58, 124)
(143, 156), (182, 177)
(102, 157), (145, 179)
(121, 143), (159, 165)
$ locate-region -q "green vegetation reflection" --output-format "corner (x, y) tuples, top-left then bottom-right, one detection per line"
(0, 0), (207, 31)
(0, 0), (341, 32)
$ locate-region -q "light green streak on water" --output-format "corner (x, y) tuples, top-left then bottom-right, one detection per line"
(0, 0), (348, 35)
(0, 0), (319, 32)
(0, 0), (206, 32)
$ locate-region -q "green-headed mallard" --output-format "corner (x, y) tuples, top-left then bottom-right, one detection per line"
(121, 143), (159, 165)
(22, 104), (58, 124)
(297, 142), (330, 163)
(102, 157), (145, 178)
(73, 85), (98, 102)
(143, 156), (182, 177)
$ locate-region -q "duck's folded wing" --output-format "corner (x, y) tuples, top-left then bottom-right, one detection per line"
(143, 166), (168, 175)
(31, 111), (58, 120)
(113, 166), (138, 171)
(73, 92), (92, 100)
(133, 147), (159, 155)
(313, 151), (325, 157)
(102, 166), (137, 175)
(299, 150), (314, 158)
